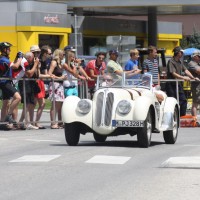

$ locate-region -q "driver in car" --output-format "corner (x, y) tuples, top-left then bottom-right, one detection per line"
(101, 74), (114, 87)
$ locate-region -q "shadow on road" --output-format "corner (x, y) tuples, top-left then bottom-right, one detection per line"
(51, 140), (164, 148)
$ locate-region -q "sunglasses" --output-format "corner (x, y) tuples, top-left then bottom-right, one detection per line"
(103, 79), (113, 82)
(98, 56), (105, 60)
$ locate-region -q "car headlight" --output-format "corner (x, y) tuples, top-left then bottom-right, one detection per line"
(117, 100), (131, 114)
(77, 100), (91, 114)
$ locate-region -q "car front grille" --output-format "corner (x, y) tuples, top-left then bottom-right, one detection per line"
(96, 92), (104, 126)
(95, 91), (114, 126)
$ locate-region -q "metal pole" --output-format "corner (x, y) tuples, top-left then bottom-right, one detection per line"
(52, 79), (56, 124)
(74, 14), (78, 58)
(23, 78), (27, 125)
(176, 80), (179, 104)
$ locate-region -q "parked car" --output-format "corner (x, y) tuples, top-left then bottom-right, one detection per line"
(62, 73), (180, 148)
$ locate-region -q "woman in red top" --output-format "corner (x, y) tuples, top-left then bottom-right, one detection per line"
(85, 52), (106, 99)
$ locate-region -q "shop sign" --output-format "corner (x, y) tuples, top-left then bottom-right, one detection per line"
(44, 15), (60, 24)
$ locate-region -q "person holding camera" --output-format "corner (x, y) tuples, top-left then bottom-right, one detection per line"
(10, 51), (29, 128)
(0, 42), (22, 129)
(62, 50), (91, 98)
(18, 51), (41, 130)
(30, 45), (53, 129)
(62, 45), (91, 99)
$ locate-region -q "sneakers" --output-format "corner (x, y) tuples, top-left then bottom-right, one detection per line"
(19, 123), (27, 130)
(4, 114), (17, 124)
(27, 124), (39, 130)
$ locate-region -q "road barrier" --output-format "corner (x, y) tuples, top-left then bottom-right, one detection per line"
(0, 77), (198, 126)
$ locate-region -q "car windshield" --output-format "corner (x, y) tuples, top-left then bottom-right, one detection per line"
(97, 73), (152, 90)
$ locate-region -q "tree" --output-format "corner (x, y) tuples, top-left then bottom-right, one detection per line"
(181, 26), (200, 49)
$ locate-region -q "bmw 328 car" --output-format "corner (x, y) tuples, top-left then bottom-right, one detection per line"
(61, 73), (179, 148)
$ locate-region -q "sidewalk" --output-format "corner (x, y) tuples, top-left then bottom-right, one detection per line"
(0, 109), (58, 131)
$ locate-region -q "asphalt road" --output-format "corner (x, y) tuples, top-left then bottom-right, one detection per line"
(0, 127), (200, 200)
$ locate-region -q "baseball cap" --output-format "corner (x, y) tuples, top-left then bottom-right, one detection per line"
(64, 45), (76, 52)
(30, 45), (41, 52)
(108, 49), (119, 56)
(172, 46), (184, 54)
(192, 50), (200, 57)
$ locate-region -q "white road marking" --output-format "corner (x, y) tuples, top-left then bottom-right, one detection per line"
(0, 138), (8, 141)
(86, 155), (131, 165)
(10, 155), (61, 162)
(161, 157), (200, 168)
(184, 144), (200, 147)
(25, 139), (61, 143)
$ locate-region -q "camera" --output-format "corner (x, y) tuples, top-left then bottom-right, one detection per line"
(17, 51), (23, 59)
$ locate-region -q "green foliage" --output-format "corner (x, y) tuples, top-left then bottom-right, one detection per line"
(180, 37), (188, 49)
(181, 26), (200, 49)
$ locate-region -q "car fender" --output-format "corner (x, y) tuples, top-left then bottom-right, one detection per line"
(62, 96), (93, 127)
(132, 96), (153, 120)
(163, 97), (178, 113)
(160, 97), (179, 131)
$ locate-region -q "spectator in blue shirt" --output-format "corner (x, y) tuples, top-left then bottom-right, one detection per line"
(124, 49), (141, 84)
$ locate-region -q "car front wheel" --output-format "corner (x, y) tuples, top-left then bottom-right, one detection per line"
(163, 107), (179, 144)
(137, 110), (152, 148)
(93, 133), (107, 142)
(64, 123), (80, 146)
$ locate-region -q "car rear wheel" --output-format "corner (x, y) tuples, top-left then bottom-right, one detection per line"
(137, 110), (152, 148)
(64, 123), (80, 146)
(93, 133), (107, 142)
(163, 107), (179, 144)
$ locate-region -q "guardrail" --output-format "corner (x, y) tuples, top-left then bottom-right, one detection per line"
(0, 77), (198, 126)
(0, 77), (89, 126)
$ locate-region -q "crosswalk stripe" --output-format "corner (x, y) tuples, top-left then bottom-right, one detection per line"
(10, 155), (61, 162)
(25, 139), (61, 143)
(86, 155), (131, 164)
(161, 157), (200, 168)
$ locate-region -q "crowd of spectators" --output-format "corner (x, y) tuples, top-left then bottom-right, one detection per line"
(0, 42), (200, 130)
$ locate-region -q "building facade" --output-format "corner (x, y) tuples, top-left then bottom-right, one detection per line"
(0, 0), (184, 61)
(0, 1), (71, 60)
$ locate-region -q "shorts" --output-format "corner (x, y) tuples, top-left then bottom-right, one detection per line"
(20, 92), (35, 104)
(64, 87), (78, 97)
(191, 83), (200, 104)
(35, 80), (45, 99)
(18, 80), (35, 104)
(49, 82), (65, 102)
(0, 81), (18, 100)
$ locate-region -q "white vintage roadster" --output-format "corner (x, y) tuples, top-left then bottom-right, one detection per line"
(62, 73), (179, 148)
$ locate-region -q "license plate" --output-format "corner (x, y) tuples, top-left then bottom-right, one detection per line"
(112, 120), (144, 127)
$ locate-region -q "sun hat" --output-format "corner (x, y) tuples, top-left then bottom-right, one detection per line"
(192, 50), (200, 57)
(30, 45), (41, 52)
